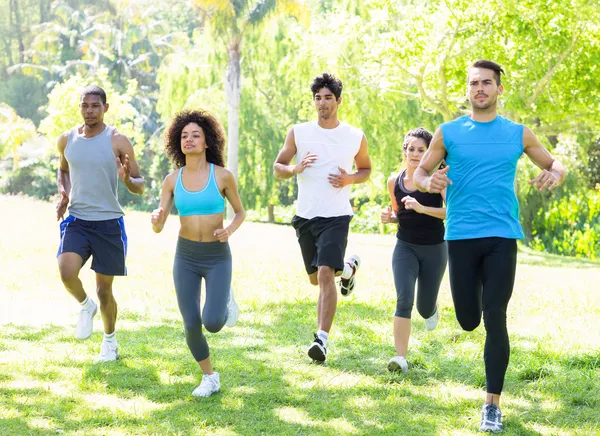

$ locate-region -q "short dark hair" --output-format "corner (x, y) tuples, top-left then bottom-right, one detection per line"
(470, 60), (504, 86)
(81, 85), (107, 104)
(164, 109), (226, 169)
(310, 73), (342, 100)
(403, 127), (433, 150)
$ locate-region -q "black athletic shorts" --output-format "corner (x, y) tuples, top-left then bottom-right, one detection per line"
(57, 215), (128, 276)
(291, 215), (352, 275)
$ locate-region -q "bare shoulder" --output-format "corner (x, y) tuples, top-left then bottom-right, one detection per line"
(57, 131), (70, 151)
(111, 129), (132, 146)
(387, 174), (397, 187)
(163, 169), (179, 187)
(214, 165), (234, 182)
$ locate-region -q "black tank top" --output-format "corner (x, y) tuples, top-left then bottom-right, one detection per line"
(394, 170), (445, 245)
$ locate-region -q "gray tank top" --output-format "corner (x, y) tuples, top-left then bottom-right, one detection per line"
(65, 124), (124, 220)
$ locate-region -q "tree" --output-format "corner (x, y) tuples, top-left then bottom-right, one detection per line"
(0, 103), (36, 169)
(192, 0), (307, 216)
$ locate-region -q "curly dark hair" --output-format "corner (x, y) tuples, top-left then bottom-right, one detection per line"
(403, 127), (433, 150)
(310, 72), (343, 100)
(164, 109), (226, 169)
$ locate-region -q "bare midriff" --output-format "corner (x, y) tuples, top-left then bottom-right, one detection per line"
(178, 213), (224, 242)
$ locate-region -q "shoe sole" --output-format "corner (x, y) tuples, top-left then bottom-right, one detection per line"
(307, 344), (326, 363)
(75, 305), (98, 340)
(340, 255), (360, 297)
(225, 302), (239, 327)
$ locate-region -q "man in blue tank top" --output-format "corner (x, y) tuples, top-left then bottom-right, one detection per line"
(414, 60), (566, 433)
(55, 85), (144, 362)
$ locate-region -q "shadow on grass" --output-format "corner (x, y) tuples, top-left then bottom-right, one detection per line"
(0, 300), (598, 434)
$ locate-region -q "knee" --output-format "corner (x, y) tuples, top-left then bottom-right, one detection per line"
(203, 316), (226, 333)
(59, 266), (78, 285)
(317, 267), (335, 284)
(182, 313), (203, 331)
(458, 317), (480, 332)
(483, 309), (507, 330)
(96, 285), (113, 304)
(308, 273), (318, 286)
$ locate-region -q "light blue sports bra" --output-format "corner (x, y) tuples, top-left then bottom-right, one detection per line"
(174, 164), (225, 216)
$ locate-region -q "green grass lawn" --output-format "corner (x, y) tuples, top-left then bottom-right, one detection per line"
(1, 195), (599, 435)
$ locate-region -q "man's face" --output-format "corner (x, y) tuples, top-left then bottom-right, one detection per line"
(313, 87), (340, 120)
(79, 94), (107, 126)
(467, 67), (503, 111)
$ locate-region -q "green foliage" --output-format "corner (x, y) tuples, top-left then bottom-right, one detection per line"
(0, 104), (37, 168)
(530, 189), (600, 259)
(38, 69), (144, 146)
(2, 160), (56, 200)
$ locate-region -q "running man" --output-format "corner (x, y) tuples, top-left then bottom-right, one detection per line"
(56, 85), (144, 362)
(273, 72), (371, 363)
(414, 60), (566, 432)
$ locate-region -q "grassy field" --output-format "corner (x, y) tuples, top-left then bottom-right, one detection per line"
(1, 195), (599, 435)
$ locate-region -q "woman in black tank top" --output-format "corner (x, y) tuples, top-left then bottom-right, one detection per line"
(380, 128), (448, 374)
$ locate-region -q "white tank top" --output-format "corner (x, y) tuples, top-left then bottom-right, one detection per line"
(293, 121), (363, 219)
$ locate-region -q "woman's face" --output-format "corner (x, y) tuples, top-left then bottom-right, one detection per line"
(180, 122), (206, 155)
(403, 136), (428, 169)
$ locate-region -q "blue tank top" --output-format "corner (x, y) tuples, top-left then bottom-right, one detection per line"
(174, 164), (225, 216)
(441, 115), (524, 240)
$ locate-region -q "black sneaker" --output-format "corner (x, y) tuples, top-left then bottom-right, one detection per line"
(479, 404), (503, 433)
(307, 333), (327, 363)
(340, 254), (361, 296)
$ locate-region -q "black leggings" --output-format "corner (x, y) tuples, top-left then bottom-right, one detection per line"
(173, 237), (232, 362)
(448, 237), (517, 395)
(392, 239), (447, 319)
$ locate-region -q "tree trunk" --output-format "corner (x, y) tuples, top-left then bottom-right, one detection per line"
(225, 41), (241, 219)
(40, 0), (51, 23)
(10, 0), (25, 64)
(268, 204), (274, 222)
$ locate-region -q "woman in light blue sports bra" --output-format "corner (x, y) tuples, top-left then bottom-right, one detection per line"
(150, 109), (245, 398)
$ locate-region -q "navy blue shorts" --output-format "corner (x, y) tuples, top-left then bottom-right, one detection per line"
(57, 215), (128, 276)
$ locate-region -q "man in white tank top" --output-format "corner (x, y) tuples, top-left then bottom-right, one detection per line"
(274, 73), (371, 363)
(55, 86), (144, 363)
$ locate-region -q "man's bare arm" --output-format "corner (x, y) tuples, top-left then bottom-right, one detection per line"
(414, 128), (450, 193)
(523, 126), (566, 191)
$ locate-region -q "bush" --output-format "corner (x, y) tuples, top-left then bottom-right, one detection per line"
(530, 188), (600, 259)
(2, 160), (56, 200)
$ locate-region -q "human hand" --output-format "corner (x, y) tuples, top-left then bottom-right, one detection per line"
(56, 190), (69, 221)
(401, 196), (424, 213)
(529, 169), (560, 191)
(381, 206), (394, 223)
(293, 152), (318, 175)
(428, 165), (451, 193)
(214, 228), (230, 243)
(116, 154), (131, 183)
(328, 166), (352, 189)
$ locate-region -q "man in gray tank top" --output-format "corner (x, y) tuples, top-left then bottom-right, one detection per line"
(55, 85), (144, 362)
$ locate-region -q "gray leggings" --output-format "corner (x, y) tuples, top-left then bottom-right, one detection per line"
(173, 237), (232, 362)
(392, 239), (448, 319)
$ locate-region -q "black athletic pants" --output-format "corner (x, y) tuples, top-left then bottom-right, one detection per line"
(447, 237), (517, 395)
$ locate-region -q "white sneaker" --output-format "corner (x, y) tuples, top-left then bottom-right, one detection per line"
(192, 372), (220, 397)
(95, 340), (119, 362)
(388, 355), (408, 373)
(225, 286), (239, 328)
(425, 306), (440, 331)
(340, 254), (361, 296)
(75, 299), (98, 340)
